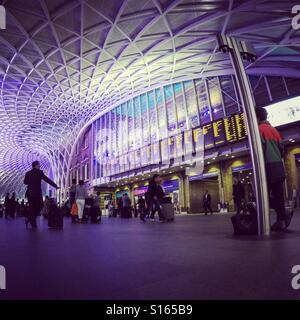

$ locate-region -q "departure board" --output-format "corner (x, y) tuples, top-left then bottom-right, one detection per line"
(175, 133), (184, 157)
(168, 136), (175, 159)
(203, 124), (214, 149)
(193, 127), (205, 152)
(184, 129), (194, 155)
(213, 120), (226, 146)
(224, 115), (238, 143)
(235, 113), (247, 140)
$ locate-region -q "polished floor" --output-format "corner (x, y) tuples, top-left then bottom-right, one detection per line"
(0, 212), (300, 300)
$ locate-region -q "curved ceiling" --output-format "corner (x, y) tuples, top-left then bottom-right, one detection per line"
(0, 0), (299, 197)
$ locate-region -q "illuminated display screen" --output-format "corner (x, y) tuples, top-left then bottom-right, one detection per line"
(203, 123), (214, 149)
(264, 96), (300, 127)
(235, 113), (247, 140)
(99, 112), (248, 176)
(175, 133), (184, 157)
(184, 130), (194, 155)
(224, 116), (238, 143)
(168, 136), (175, 159)
(193, 127), (204, 152)
(213, 120), (226, 146)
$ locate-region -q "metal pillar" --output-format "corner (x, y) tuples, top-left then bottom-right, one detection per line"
(228, 37), (270, 236)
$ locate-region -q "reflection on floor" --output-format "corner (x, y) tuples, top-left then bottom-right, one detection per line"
(0, 211), (300, 300)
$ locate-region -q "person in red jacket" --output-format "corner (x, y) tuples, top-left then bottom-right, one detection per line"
(255, 107), (292, 231)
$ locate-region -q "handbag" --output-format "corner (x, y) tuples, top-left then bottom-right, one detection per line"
(71, 203), (78, 216)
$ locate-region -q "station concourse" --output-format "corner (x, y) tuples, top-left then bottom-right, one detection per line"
(0, 0), (300, 300)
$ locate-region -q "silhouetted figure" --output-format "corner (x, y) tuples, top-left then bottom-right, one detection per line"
(69, 178), (77, 208)
(121, 193), (132, 218)
(203, 191), (213, 215)
(148, 174), (165, 222)
(8, 192), (17, 218)
(24, 161), (58, 228)
(233, 179), (245, 212)
(75, 180), (87, 223)
(20, 199), (25, 217)
(4, 193), (9, 219)
(137, 196), (146, 222)
(117, 197), (123, 216)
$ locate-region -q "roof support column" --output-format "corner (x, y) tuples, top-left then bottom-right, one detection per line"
(220, 36), (270, 236)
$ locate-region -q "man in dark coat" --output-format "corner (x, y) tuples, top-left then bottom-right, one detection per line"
(233, 179), (245, 212)
(147, 174), (165, 222)
(24, 161), (59, 228)
(203, 190), (213, 215)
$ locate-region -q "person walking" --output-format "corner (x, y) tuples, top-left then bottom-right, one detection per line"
(233, 179), (245, 213)
(122, 193), (132, 218)
(255, 107), (292, 231)
(4, 193), (10, 219)
(75, 180), (87, 223)
(292, 188), (298, 208)
(137, 196), (146, 222)
(92, 191), (102, 223)
(24, 161), (59, 228)
(147, 174), (165, 222)
(202, 190), (213, 215)
(9, 192), (17, 218)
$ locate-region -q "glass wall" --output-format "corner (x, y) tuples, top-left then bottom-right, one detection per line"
(92, 75), (247, 181)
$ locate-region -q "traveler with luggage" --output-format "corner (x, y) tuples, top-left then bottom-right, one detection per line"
(255, 107), (293, 231)
(202, 191), (213, 215)
(24, 161), (59, 228)
(91, 191), (102, 223)
(75, 180), (87, 223)
(147, 174), (166, 222)
(121, 193), (132, 218)
(137, 196), (146, 222)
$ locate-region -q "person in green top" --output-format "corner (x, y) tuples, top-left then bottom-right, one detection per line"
(255, 107), (292, 231)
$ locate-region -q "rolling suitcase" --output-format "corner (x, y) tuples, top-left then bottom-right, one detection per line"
(161, 203), (175, 222)
(48, 205), (63, 229)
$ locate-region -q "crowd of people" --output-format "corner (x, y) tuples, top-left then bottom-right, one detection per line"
(0, 193), (27, 219)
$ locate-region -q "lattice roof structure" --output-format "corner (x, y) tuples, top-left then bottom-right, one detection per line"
(0, 0), (299, 197)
